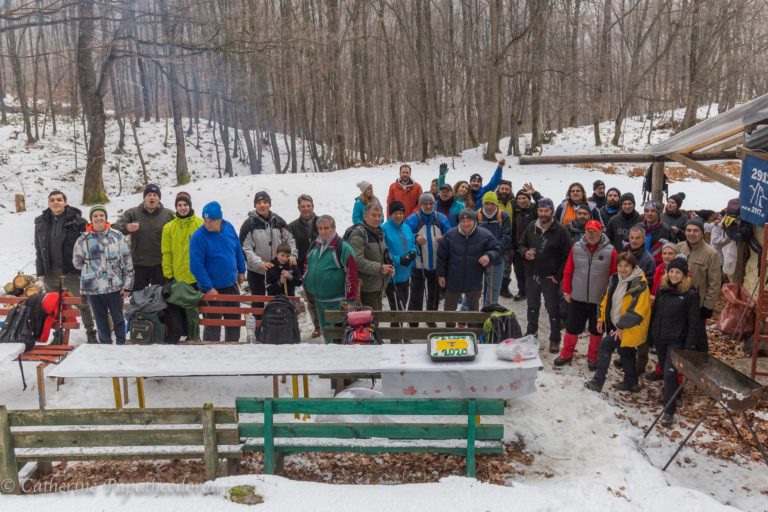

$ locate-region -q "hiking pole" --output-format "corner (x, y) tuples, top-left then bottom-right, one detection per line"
(487, 264), (495, 307)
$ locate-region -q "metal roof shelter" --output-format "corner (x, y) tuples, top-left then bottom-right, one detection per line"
(519, 92), (768, 199)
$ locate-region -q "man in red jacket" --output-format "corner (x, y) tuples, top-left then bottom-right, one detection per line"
(556, 220), (617, 370)
(386, 164), (423, 217)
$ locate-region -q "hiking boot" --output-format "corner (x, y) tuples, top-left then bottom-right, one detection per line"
(660, 412), (675, 428)
(587, 361), (598, 372)
(613, 382), (641, 393)
(645, 371), (663, 382)
(427, 322), (437, 328)
(512, 292), (526, 302)
(311, 328), (321, 339)
(584, 379), (603, 392)
(500, 288), (513, 299)
(613, 358), (623, 369)
(548, 340), (560, 354)
(553, 356), (572, 366)
(86, 330), (98, 344)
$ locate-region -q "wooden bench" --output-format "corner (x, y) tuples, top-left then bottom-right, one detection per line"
(0, 403), (240, 495)
(322, 310), (491, 341)
(236, 397), (505, 477)
(196, 293), (301, 342)
(0, 295), (82, 409)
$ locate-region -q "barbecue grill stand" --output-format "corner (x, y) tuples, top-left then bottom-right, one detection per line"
(643, 349), (768, 470)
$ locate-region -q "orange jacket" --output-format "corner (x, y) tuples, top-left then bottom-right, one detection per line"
(386, 180), (423, 217)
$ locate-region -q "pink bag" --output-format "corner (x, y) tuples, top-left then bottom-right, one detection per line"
(345, 308), (374, 327)
(717, 283), (755, 336)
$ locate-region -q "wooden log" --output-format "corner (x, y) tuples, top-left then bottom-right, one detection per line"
(0, 406), (21, 495)
(12, 273), (32, 290)
(517, 150), (737, 166)
(666, 153), (740, 190)
(651, 162), (665, 203)
(14, 194), (25, 213)
(23, 284), (42, 297)
(4, 283), (16, 294)
(202, 403), (218, 481)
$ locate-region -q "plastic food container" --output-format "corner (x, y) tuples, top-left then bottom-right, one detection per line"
(427, 332), (478, 362)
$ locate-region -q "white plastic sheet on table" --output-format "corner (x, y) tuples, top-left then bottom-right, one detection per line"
(49, 343), (383, 378)
(0, 343), (25, 364)
(380, 344), (540, 399)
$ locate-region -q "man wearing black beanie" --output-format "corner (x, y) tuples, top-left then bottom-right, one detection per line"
(114, 183), (174, 291)
(599, 187), (621, 224)
(606, 192), (642, 251)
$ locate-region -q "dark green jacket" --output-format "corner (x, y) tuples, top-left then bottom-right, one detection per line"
(167, 281), (204, 341)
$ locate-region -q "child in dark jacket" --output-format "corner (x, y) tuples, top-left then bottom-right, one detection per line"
(266, 243), (303, 296)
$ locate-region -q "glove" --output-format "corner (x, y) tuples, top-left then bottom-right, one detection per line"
(399, 256), (412, 266)
(407, 251), (417, 261)
(439, 163), (448, 176)
(700, 307), (713, 320)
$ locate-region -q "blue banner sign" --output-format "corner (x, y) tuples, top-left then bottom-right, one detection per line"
(740, 154), (768, 226)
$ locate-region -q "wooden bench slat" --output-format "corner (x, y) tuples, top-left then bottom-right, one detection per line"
(198, 319), (246, 327)
(236, 398), (506, 416)
(9, 407), (237, 427)
(16, 450), (243, 463)
(239, 422), (504, 441)
(322, 327), (485, 339)
(12, 427), (240, 448)
(199, 307), (264, 315)
(242, 444), (504, 456)
(323, 310), (491, 322)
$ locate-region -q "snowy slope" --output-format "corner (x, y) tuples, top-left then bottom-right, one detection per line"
(0, 106), (762, 511)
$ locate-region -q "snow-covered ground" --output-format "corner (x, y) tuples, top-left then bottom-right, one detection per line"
(0, 105), (764, 511)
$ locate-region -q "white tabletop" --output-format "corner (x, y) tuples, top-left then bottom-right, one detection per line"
(49, 343), (385, 378)
(0, 343), (25, 363)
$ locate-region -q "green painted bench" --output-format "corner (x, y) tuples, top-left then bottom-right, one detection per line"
(0, 404), (240, 494)
(236, 397), (506, 477)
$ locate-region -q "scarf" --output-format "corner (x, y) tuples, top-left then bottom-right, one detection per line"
(611, 266), (643, 327)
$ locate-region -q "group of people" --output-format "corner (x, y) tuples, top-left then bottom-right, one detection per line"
(33, 165), (749, 428)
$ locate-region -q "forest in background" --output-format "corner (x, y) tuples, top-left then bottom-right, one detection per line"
(1, 0), (767, 203)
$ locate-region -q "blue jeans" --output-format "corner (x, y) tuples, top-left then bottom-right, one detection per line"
(87, 292), (126, 345)
(483, 262), (504, 306)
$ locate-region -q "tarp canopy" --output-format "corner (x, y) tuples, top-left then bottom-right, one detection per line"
(647, 93), (768, 156)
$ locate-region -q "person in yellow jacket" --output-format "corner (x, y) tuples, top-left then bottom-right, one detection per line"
(584, 251), (651, 393)
(161, 191), (203, 343)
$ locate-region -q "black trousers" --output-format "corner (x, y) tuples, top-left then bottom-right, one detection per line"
(565, 299), (600, 336)
(133, 265), (166, 292)
(408, 269), (439, 327)
(593, 334), (638, 387)
(385, 281), (410, 316)
(202, 284), (241, 342)
(525, 274), (562, 342)
(661, 343), (683, 414)
(165, 283), (199, 344)
(247, 270), (267, 320)
(512, 253), (527, 295)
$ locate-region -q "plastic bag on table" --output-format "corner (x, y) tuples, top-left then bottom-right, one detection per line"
(496, 334), (540, 362)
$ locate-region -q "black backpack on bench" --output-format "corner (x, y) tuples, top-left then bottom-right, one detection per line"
(0, 294), (46, 351)
(255, 295), (300, 344)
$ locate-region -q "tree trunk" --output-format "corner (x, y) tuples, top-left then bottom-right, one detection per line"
(592, 0), (612, 146)
(5, 0), (35, 144)
(483, 0), (502, 161)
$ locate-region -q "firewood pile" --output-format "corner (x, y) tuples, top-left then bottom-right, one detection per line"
(2, 272), (41, 297)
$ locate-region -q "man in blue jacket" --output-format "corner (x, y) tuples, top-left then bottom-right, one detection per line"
(469, 160), (505, 210)
(190, 201), (246, 342)
(437, 209), (501, 317)
(405, 193), (451, 326)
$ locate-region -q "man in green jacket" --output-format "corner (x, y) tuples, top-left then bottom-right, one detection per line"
(303, 215), (359, 343)
(114, 184), (174, 291)
(161, 191), (204, 343)
(347, 203), (395, 309)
